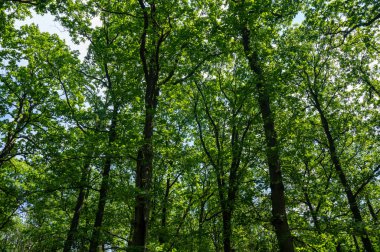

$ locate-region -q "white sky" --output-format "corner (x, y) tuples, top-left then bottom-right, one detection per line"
(15, 12), (101, 60)
(293, 12), (305, 25)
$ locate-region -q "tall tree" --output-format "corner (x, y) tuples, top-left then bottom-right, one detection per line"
(226, 1), (299, 250)
(193, 56), (255, 252)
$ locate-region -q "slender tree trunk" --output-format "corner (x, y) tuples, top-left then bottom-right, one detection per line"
(353, 235), (360, 251)
(88, 158), (113, 252)
(303, 190), (321, 233)
(219, 155), (237, 251)
(221, 134), (241, 252)
(198, 200), (206, 252)
(63, 157), (92, 252)
(89, 106), (118, 252)
(195, 84), (251, 252)
(366, 197), (378, 222)
(195, 82), (234, 252)
(129, 2), (163, 250)
(158, 177), (170, 244)
(241, 27), (294, 251)
(310, 92), (374, 252)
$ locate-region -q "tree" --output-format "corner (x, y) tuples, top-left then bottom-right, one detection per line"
(193, 55), (256, 252)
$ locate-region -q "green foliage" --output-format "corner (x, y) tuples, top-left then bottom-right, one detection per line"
(0, 0), (379, 251)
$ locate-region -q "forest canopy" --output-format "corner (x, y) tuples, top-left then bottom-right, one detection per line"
(0, 0), (379, 251)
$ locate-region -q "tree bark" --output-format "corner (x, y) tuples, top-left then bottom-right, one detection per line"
(303, 190), (321, 233)
(310, 91), (374, 252)
(241, 26), (294, 252)
(129, 58), (159, 250)
(198, 199), (206, 252)
(130, 77), (158, 250)
(221, 124), (244, 252)
(221, 206), (232, 252)
(366, 197), (378, 222)
(89, 106), (118, 252)
(129, 2), (164, 250)
(158, 177), (170, 244)
(353, 235), (360, 251)
(63, 157), (92, 252)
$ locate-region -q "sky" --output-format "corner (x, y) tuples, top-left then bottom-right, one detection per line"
(293, 12), (305, 25)
(15, 12), (101, 60)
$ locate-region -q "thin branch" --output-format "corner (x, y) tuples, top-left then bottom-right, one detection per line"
(95, 2), (141, 18)
(171, 52), (222, 85)
(358, 67), (380, 97)
(354, 165), (380, 198)
(344, 13), (380, 39)
(139, 0), (149, 81)
(193, 96), (217, 170)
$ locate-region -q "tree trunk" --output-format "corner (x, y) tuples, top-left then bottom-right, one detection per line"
(310, 92), (374, 252)
(336, 242), (342, 252)
(89, 106), (118, 252)
(63, 157), (92, 252)
(130, 88), (157, 251)
(129, 2), (162, 250)
(198, 199), (206, 252)
(242, 27), (294, 252)
(158, 177), (170, 244)
(366, 197), (378, 222)
(221, 207), (232, 252)
(353, 235), (360, 251)
(303, 190), (321, 233)
(221, 128), (241, 252)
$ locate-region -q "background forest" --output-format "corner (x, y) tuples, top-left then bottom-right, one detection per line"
(0, 0), (379, 251)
